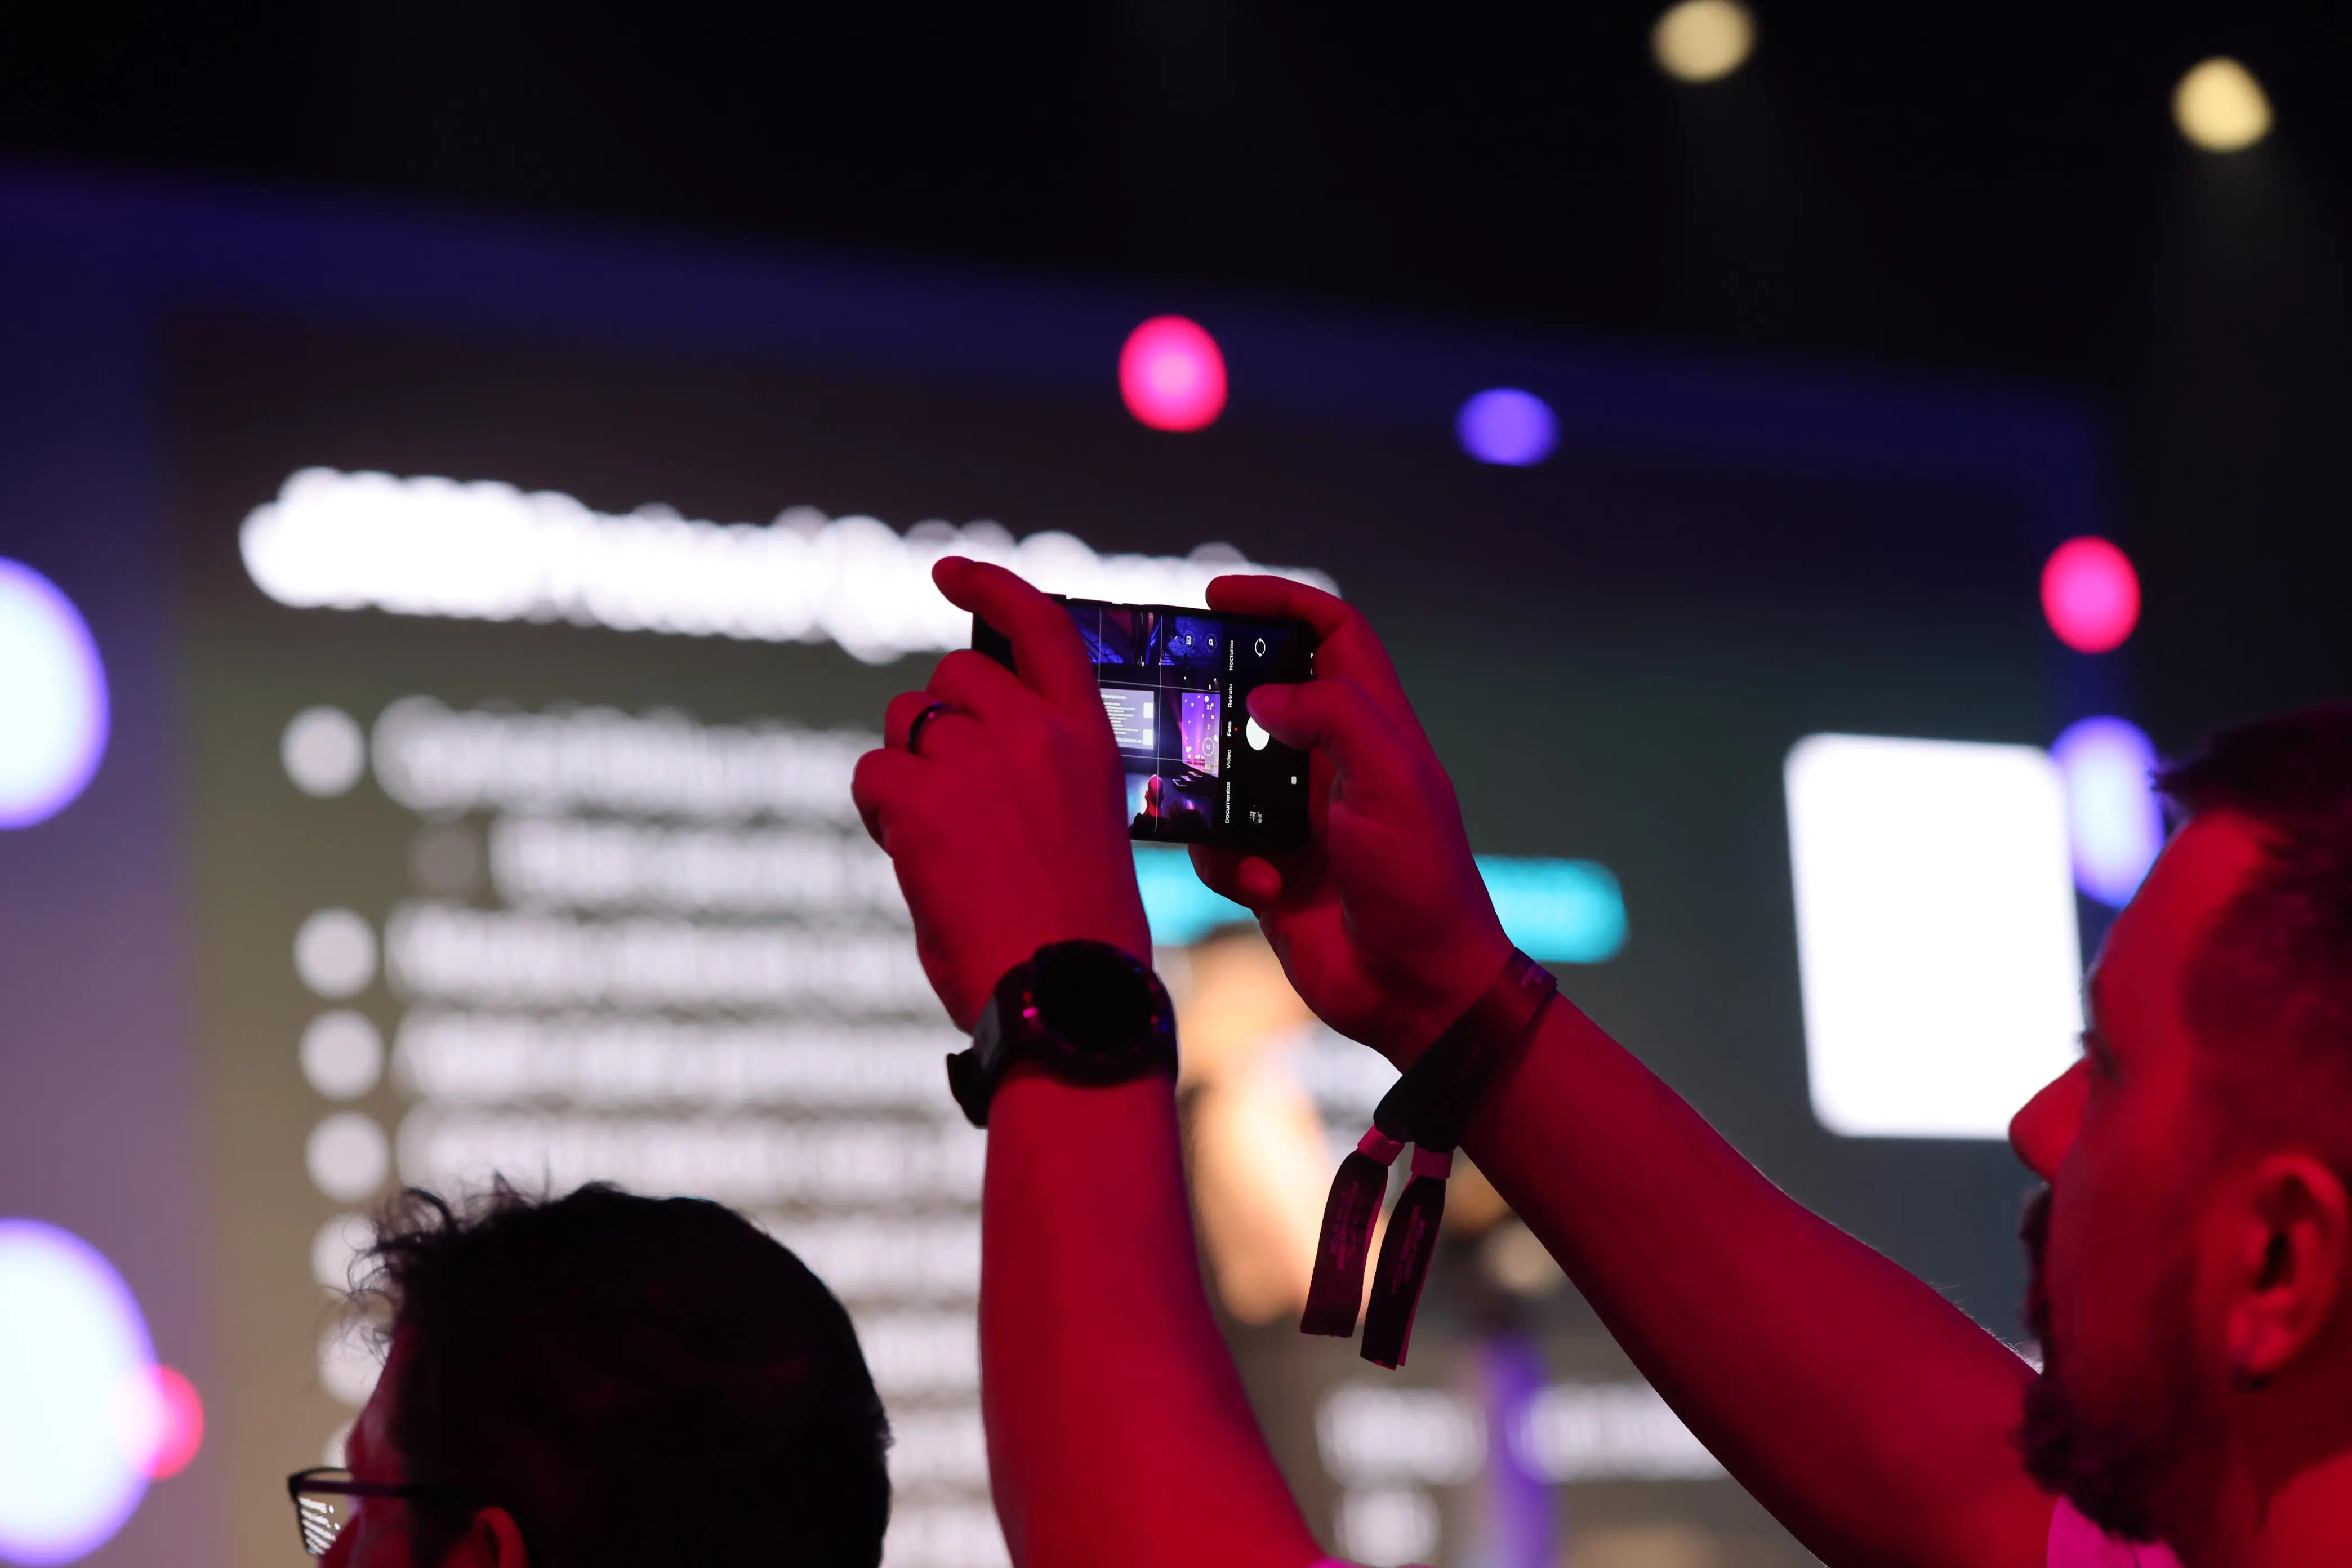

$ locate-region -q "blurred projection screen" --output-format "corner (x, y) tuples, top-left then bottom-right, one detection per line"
(1785, 734), (2084, 1138)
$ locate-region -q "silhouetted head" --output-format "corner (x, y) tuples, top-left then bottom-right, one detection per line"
(322, 1183), (889, 1568)
(2011, 705), (2352, 1545)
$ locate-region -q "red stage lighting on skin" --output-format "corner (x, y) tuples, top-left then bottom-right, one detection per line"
(1119, 316), (1227, 431)
(2040, 537), (2140, 653)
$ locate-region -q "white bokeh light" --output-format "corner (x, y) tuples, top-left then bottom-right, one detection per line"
(300, 1012), (385, 1100)
(0, 558), (109, 830)
(282, 706), (367, 798)
(1334, 1487), (1438, 1568)
(1512, 1382), (1723, 1481)
(239, 467), (1333, 667)
(295, 909), (377, 999)
(1317, 1384), (1486, 1486)
(310, 1214), (376, 1294)
(306, 1113), (390, 1203)
(317, 1321), (382, 1409)
(0, 1220), (153, 1565)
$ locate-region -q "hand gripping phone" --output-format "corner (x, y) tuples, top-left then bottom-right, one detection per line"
(973, 597), (1315, 851)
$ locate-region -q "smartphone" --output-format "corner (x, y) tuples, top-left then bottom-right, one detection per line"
(973, 597), (1315, 850)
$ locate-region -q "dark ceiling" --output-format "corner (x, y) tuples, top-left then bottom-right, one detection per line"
(5, 1), (2346, 742)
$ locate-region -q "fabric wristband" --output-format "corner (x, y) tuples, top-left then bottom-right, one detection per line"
(1299, 948), (1557, 1369)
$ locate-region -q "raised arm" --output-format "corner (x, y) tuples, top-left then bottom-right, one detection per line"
(851, 559), (1321, 1568)
(1188, 574), (2056, 1568)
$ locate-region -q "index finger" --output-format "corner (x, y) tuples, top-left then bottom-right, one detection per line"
(932, 557), (1098, 712)
(1203, 572), (1351, 635)
(1206, 572), (1407, 707)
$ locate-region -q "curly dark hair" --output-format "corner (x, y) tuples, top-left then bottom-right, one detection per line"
(357, 1182), (890, 1568)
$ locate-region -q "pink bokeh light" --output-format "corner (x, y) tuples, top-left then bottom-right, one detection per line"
(1118, 316), (1227, 431)
(136, 1367), (204, 1480)
(109, 1362), (205, 1481)
(2040, 536), (2140, 653)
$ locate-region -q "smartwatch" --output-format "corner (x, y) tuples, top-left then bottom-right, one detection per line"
(946, 941), (1178, 1128)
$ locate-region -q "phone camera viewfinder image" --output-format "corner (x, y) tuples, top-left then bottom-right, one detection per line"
(973, 598), (1313, 849)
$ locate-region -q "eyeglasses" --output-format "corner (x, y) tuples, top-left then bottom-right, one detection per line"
(285, 1467), (478, 1557)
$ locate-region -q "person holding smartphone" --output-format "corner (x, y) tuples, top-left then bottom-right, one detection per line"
(852, 557), (2352, 1568)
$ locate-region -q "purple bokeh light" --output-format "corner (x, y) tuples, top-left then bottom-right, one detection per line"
(0, 559), (109, 829)
(2052, 715), (2164, 907)
(1456, 388), (1558, 466)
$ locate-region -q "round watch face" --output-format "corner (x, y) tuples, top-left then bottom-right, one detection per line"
(1031, 943), (1161, 1050)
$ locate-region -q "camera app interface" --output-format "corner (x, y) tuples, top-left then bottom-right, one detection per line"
(980, 599), (1313, 848)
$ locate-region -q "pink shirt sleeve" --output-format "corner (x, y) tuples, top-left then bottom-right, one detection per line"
(2047, 1497), (2183, 1568)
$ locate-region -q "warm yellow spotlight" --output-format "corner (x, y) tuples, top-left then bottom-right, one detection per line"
(2173, 57), (2273, 152)
(1653, 0), (1756, 84)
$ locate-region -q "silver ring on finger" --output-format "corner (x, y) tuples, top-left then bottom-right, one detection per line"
(905, 701), (962, 758)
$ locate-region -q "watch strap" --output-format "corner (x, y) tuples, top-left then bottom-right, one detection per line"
(945, 941), (1176, 1129)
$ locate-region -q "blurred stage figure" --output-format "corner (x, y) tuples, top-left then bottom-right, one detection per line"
(1174, 930), (1332, 1324)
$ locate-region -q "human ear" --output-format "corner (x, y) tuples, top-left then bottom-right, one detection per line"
(444, 1508), (529, 1568)
(2222, 1154), (2350, 1388)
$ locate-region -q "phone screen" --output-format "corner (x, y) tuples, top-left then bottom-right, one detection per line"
(973, 598), (1315, 850)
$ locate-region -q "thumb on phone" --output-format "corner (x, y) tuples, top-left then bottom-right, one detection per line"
(1246, 677), (1416, 812)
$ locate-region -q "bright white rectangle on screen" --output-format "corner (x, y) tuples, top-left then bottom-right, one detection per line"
(1099, 687), (1155, 752)
(1784, 734), (2083, 1139)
